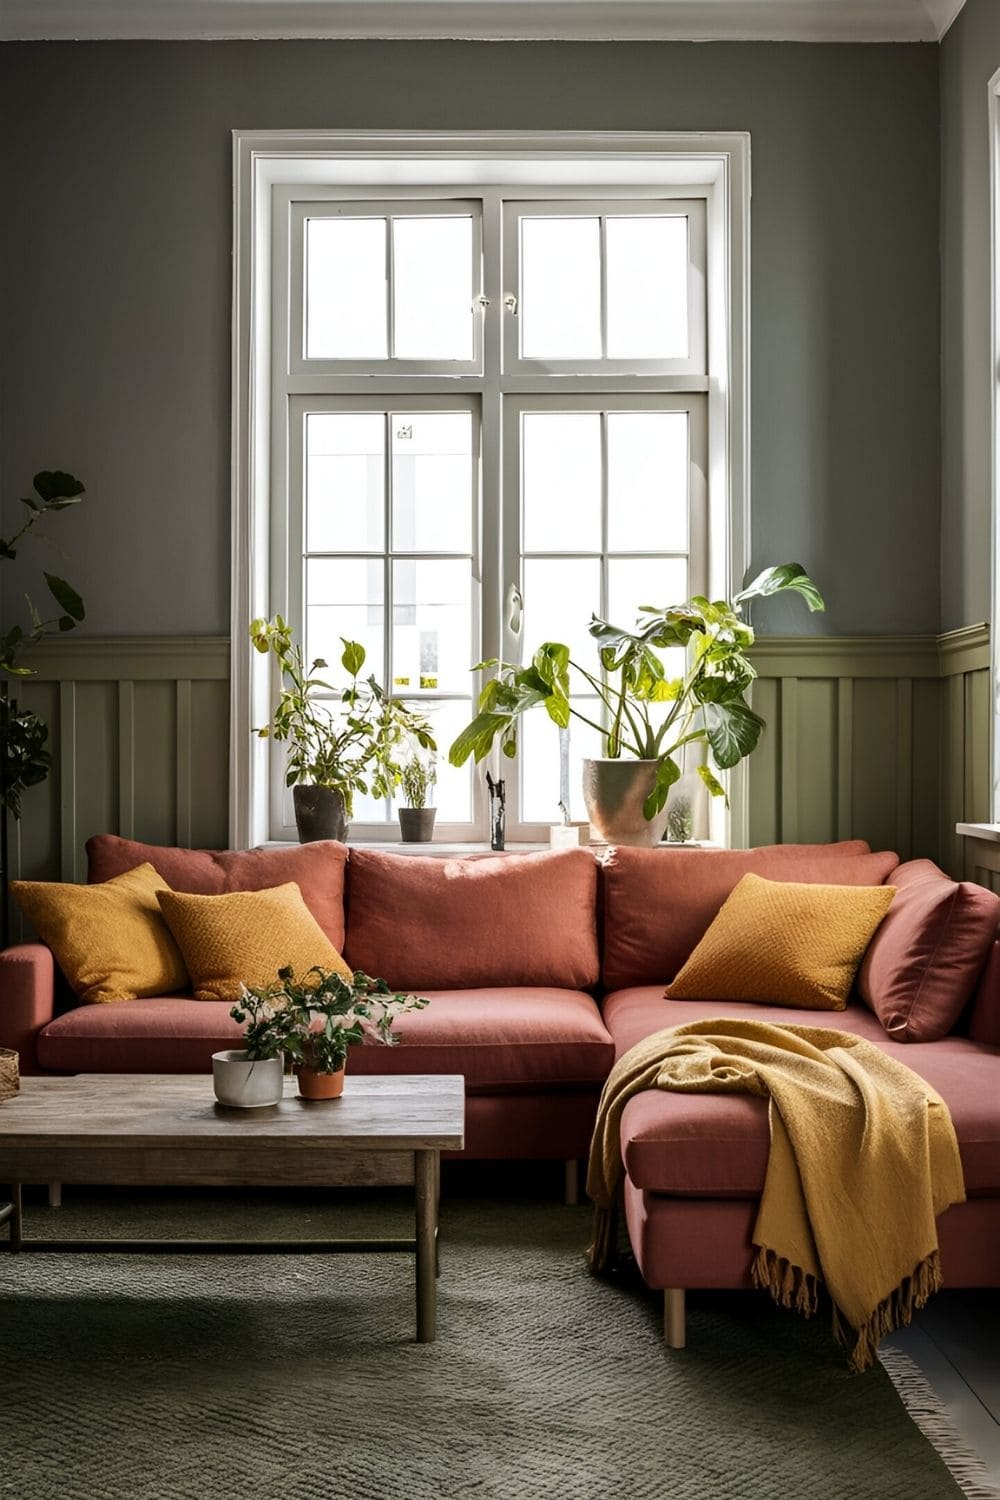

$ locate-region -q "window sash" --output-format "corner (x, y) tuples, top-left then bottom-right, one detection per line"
(288, 199), (484, 378)
(271, 392), (485, 843)
(501, 392), (708, 842)
(502, 198), (707, 378)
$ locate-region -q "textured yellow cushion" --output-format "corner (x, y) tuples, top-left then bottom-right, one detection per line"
(156, 882), (352, 1002)
(664, 873), (896, 1011)
(11, 863), (189, 1004)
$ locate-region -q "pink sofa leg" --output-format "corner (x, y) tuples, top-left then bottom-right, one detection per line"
(47, 1183), (62, 1208)
(564, 1159), (579, 1206)
(664, 1289), (686, 1348)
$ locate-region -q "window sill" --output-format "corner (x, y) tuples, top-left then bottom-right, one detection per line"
(957, 823), (1000, 843)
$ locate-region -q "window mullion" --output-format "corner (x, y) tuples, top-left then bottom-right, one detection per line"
(385, 218), (395, 361)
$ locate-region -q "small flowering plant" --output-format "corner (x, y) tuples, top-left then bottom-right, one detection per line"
(231, 965), (427, 1076)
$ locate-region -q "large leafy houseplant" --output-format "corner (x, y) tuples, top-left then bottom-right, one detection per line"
(2, 471), (87, 944)
(449, 563), (824, 826)
(251, 615), (436, 829)
(231, 964), (428, 1099)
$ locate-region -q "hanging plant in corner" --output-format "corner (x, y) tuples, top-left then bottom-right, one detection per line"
(1, 471), (87, 945)
(448, 563), (824, 847)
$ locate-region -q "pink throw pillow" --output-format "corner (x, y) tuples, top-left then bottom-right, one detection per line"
(600, 844), (899, 990)
(344, 847), (599, 991)
(85, 835), (348, 949)
(857, 859), (999, 1042)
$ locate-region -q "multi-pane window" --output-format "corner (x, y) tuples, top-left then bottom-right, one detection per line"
(269, 187), (710, 842)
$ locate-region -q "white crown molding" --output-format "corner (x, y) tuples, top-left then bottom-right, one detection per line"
(0, 0), (969, 45)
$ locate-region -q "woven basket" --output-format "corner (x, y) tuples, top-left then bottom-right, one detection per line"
(0, 1048), (19, 1103)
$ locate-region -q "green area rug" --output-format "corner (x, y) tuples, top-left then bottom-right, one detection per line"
(0, 1185), (975, 1500)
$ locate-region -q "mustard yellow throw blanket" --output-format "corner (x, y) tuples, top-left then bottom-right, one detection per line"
(587, 1019), (966, 1371)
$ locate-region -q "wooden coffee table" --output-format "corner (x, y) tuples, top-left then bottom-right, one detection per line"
(0, 1072), (465, 1343)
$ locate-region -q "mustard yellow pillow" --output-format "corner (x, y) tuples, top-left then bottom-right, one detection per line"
(11, 862), (189, 1004)
(156, 882), (352, 1002)
(664, 873), (896, 1011)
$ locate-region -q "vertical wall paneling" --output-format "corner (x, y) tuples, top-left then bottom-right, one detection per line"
(117, 680), (135, 839)
(176, 679), (193, 849)
(836, 679), (854, 840)
(778, 677), (799, 842)
(895, 677), (914, 862)
(58, 681), (78, 881)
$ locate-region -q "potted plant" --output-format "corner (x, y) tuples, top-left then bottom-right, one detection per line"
(448, 563), (824, 846)
(231, 964), (429, 1100)
(398, 752), (437, 843)
(211, 996), (291, 1109)
(251, 615), (436, 842)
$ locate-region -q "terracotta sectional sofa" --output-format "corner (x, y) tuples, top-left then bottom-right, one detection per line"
(2, 833), (1000, 1335)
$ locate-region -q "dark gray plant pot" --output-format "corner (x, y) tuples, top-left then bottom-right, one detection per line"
(398, 807), (437, 843)
(293, 784), (348, 844)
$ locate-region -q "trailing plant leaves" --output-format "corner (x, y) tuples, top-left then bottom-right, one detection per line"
(340, 639), (366, 677)
(45, 573), (85, 622)
(697, 763), (728, 800)
(33, 471), (85, 506)
(736, 562), (824, 613)
(1, 706), (52, 817)
(642, 756), (681, 821)
(703, 699), (765, 769)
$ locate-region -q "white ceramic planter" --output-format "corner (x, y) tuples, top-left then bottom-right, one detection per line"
(212, 1050), (285, 1108)
(581, 758), (672, 847)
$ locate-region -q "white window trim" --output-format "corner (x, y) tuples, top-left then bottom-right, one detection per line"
(231, 130), (751, 850)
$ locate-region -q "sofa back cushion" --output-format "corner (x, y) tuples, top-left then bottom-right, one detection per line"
(600, 844), (900, 990)
(857, 859), (999, 1042)
(344, 847), (599, 991)
(86, 835), (348, 949)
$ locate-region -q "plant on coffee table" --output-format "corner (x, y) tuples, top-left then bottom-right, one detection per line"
(231, 965), (428, 1100)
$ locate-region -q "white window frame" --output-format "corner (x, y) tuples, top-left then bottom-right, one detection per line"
(231, 131), (751, 850)
(990, 70), (1000, 821)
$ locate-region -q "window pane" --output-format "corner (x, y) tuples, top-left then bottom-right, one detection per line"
(392, 411), (474, 553)
(306, 219), (387, 359)
(306, 558), (384, 679)
(306, 413), (385, 553)
(606, 412), (688, 553)
(605, 216), (689, 359)
(520, 705), (604, 824)
(389, 698), (473, 823)
(393, 218), (475, 361)
(522, 558), (600, 670)
(520, 218), (601, 359)
(522, 413), (601, 552)
(391, 559), (472, 696)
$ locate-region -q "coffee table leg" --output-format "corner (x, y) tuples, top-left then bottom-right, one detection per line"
(415, 1149), (438, 1343)
(10, 1183), (22, 1252)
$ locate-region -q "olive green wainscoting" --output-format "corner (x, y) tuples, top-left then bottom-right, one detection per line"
(747, 624), (990, 879)
(4, 639), (230, 917)
(0, 627), (990, 943)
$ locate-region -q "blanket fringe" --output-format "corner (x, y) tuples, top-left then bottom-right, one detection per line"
(751, 1247), (820, 1318)
(878, 1345), (1000, 1500)
(843, 1252), (943, 1373)
(586, 1205), (615, 1276)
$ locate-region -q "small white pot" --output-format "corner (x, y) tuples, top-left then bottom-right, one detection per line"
(212, 1050), (285, 1108)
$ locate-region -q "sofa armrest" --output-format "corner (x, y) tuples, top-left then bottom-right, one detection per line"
(0, 943), (56, 1075)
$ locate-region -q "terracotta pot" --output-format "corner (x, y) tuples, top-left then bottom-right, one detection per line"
(293, 784), (348, 844)
(296, 1063), (346, 1100)
(581, 758), (672, 847)
(398, 807), (436, 843)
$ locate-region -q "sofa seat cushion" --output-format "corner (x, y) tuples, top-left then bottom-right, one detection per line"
(345, 847), (600, 990)
(603, 987), (1000, 1197)
(600, 845), (900, 990)
(37, 988), (614, 1093)
(86, 835), (349, 949)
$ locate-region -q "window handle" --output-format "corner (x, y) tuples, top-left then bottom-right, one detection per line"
(504, 294), (518, 315)
(505, 582), (523, 638)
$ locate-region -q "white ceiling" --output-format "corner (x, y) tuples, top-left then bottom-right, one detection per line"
(0, 0), (970, 44)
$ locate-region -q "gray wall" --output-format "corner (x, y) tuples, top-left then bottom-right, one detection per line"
(941, 0), (1000, 632)
(0, 40), (940, 637)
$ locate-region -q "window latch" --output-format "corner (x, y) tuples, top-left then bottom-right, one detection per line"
(504, 294), (518, 315)
(475, 295), (490, 309)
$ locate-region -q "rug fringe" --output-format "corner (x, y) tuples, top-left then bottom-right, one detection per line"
(878, 1345), (1000, 1500)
